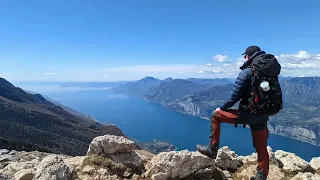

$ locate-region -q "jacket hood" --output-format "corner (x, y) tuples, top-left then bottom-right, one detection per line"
(240, 51), (266, 70)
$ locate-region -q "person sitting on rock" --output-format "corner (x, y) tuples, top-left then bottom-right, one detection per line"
(197, 45), (282, 180)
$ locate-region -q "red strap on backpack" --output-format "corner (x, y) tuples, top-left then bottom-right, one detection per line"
(255, 95), (259, 103)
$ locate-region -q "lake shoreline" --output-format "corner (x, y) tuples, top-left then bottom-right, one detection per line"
(111, 90), (320, 147)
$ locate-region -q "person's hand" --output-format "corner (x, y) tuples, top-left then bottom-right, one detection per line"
(214, 108), (221, 112)
(209, 108), (221, 120)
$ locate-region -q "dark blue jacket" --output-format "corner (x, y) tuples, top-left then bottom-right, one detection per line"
(219, 51), (269, 124)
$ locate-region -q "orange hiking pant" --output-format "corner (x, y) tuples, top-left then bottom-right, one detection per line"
(211, 109), (269, 177)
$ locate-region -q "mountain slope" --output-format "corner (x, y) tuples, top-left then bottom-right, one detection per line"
(165, 84), (233, 117)
(0, 78), (55, 106)
(24, 89), (98, 123)
(281, 77), (320, 106)
(0, 78), (124, 156)
(42, 94), (99, 123)
(145, 79), (208, 103)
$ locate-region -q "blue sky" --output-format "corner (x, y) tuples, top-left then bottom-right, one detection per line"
(1, 0), (320, 82)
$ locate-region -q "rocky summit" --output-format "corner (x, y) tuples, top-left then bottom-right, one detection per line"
(0, 135), (319, 180)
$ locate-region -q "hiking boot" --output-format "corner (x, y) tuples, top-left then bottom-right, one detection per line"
(196, 144), (218, 159)
(250, 169), (267, 180)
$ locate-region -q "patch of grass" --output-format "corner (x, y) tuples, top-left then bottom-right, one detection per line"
(81, 155), (133, 178)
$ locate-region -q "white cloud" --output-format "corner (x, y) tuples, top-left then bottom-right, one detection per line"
(198, 60), (239, 76)
(178, 72), (183, 74)
(31, 72), (56, 75)
(45, 72), (56, 75)
(276, 51), (320, 76)
(85, 74), (89, 76)
(199, 67), (224, 74)
(104, 74), (108, 76)
(199, 51), (320, 77)
(235, 57), (246, 68)
(277, 51), (320, 67)
(222, 64), (231, 68)
(279, 51), (313, 63)
(118, 74), (123, 77)
(212, 54), (231, 62)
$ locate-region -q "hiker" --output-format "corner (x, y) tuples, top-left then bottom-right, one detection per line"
(197, 46), (282, 180)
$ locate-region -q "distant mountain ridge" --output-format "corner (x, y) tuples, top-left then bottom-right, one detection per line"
(113, 76), (162, 96)
(113, 77), (232, 100)
(112, 76), (320, 146)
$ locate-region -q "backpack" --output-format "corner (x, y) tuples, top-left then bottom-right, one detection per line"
(248, 54), (283, 116)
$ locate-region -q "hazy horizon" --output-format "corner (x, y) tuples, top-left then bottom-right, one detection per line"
(8, 75), (317, 84)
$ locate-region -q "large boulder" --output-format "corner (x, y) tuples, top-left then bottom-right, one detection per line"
(215, 146), (242, 172)
(291, 172), (320, 180)
(275, 150), (313, 173)
(86, 135), (143, 174)
(145, 150), (215, 180)
(310, 157), (320, 171)
(87, 135), (137, 156)
(35, 155), (73, 180)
